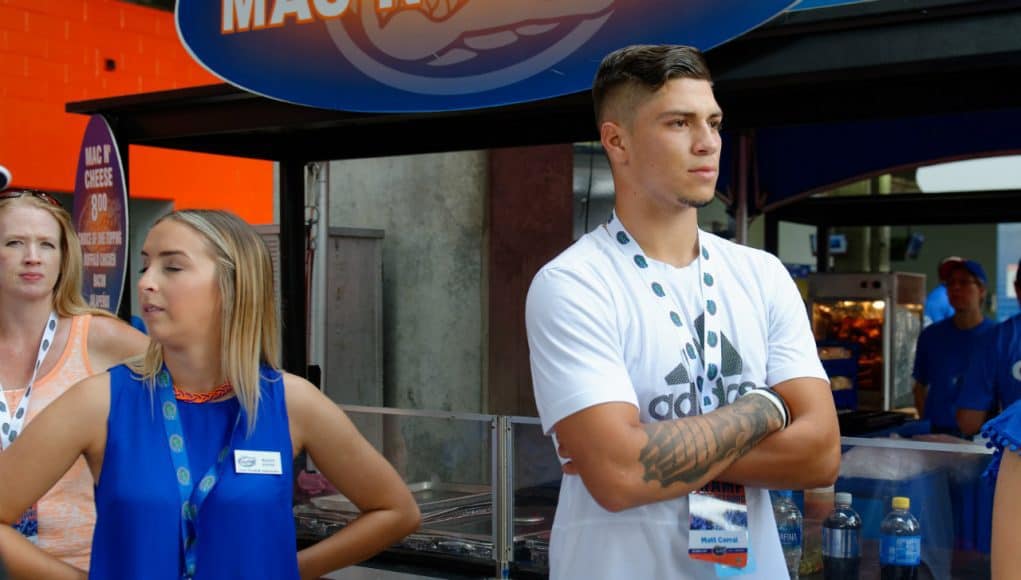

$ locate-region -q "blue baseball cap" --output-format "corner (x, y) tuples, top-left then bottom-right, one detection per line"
(939, 258), (987, 286)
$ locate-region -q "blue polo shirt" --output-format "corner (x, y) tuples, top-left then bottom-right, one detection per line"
(958, 314), (1021, 413)
(913, 317), (995, 432)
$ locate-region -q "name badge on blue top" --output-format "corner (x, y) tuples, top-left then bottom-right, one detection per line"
(234, 450), (283, 475)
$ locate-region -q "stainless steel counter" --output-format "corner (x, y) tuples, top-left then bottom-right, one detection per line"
(323, 568), (427, 579)
(323, 565), (497, 580)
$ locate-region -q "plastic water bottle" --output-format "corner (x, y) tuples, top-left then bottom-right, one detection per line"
(879, 496), (921, 580)
(774, 490), (803, 579)
(822, 492), (862, 580)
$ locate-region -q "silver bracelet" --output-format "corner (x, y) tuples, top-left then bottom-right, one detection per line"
(742, 388), (789, 430)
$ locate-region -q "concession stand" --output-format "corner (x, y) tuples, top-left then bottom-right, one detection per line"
(66, 1), (1021, 577)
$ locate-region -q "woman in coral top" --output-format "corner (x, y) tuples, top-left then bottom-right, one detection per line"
(0, 190), (148, 570)
(0, 209), (419, 579)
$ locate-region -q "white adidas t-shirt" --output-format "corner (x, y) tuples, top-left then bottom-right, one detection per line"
(526, 226), (826, 579)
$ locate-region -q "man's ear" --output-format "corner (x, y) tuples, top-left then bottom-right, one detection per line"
(600, 120), (627, 166)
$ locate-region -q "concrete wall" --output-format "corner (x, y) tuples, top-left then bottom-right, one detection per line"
(327, 152), (487, 414)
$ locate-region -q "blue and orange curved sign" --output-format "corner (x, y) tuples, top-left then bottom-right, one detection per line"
(177, 0), (801, 113)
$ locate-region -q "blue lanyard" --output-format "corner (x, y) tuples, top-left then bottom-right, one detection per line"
(604, 212), (723, 413)
(155, 367), (240, 580)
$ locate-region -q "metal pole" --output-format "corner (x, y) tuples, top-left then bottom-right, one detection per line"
(308, 162), (330, 388)
(493, 416), (513, 578)
(883, 296), (892, 411)
(279, 160), (308, 377)
(765, 212), (779, 256)
(734, 132), (750, 245)
(817, 224), (831, 274)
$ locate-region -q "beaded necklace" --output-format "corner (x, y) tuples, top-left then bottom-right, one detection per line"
(173, 382), (233, 404)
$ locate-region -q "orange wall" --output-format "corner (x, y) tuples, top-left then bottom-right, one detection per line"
(0, 0), (272, 224)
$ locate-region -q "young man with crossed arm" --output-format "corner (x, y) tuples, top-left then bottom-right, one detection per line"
(526, 45), (840, 579)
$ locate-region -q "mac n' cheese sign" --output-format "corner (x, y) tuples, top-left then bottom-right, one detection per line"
(177, 0), (800, 113)
(73, 116), (129, 315)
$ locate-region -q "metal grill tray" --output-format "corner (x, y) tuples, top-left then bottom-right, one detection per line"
(310, 480), (491, 515)
(298, 493), (554, 562)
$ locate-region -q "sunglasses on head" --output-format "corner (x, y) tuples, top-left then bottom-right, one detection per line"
(0, 190), (63, 208)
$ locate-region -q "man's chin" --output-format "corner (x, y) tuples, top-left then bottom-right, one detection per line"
(678, 194), (715, 209)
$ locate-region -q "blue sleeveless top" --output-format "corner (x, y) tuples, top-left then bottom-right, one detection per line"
(91, 365), (298, 579)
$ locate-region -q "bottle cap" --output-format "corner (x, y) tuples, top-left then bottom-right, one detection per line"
(835, 492), (852, 506)
(892, 496), (910, 510)
(778, 489), (793, 499)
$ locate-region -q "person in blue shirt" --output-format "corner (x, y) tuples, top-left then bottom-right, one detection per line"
(957, 258), (1021, 436)
(913, 258), (995, 434)
(923, 256), (961, 327)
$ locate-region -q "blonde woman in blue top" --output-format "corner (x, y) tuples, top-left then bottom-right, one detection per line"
(0, 209), (420, 579)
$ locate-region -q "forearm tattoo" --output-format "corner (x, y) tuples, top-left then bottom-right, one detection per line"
(638, 393), (783, 488)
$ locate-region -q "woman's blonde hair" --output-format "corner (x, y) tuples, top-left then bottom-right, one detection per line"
(0, 192), (115, 319)
(132, 209), (280, 432)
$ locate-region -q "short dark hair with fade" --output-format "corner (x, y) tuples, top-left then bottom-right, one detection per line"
(592, 44), (713, 126)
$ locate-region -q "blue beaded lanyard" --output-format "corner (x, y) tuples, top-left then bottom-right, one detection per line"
(155, 367), (240, 580)
(604, 212), (723, 413)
